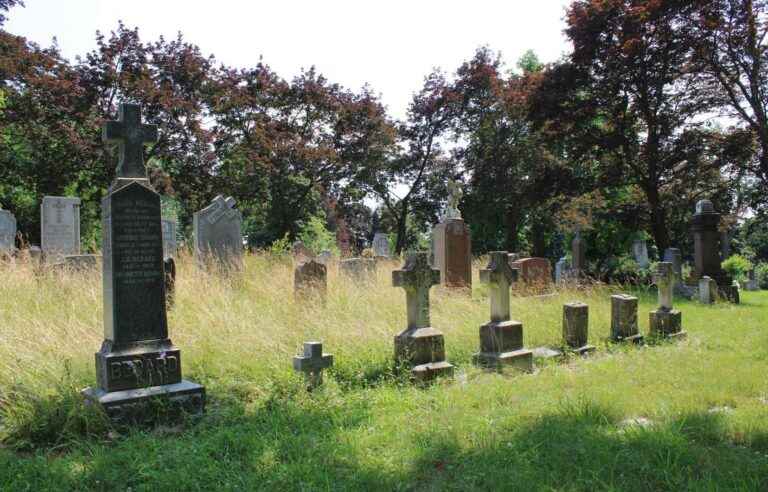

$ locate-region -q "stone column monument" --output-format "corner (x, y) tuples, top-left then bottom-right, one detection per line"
(571, 229), (586, 276)
(690, 200), (738, 303)
(473, 252), (532, 371)
(432, 180), (471, 289)
(392, 252), (454, 382)
(83, 103), (205, 422)
(649, 262), (686, 339)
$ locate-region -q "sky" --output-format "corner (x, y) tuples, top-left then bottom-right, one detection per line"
(5, 0), (573, 120)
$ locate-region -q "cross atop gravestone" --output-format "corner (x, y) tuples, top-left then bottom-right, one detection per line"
(654, 262), (676, 311)
(392, 252), (441, 330)
(103, 103), (158, 179)
(292, 341), (333, 390)
(479, 251), (518, 323)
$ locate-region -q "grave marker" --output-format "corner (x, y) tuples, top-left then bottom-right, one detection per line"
(691, 200), (738, 302)
(293, 341), (333, 390)
(82, 102), (204, 422)
(193, 195), (243, 269)
(0, 209), (16, 253)
(649, 262), (686, 339)
(340, 258), (376, 284)
(699, 276), (717, 304)
(473, 251), (532, 371)
(610, 294), (643, 343)
(161, 218), (177, 260)
(563, 302), (595, 354)
(392, 252), (454, 381)
(294, 260), (327, 303)
(41, 196), (81, 259)
(372, 233), (390, 258)
(572, 230), (586, 275)
(633, 239), (650, 268)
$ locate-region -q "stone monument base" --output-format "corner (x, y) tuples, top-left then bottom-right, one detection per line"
(473, 349), (533, 372)
(82, 380), (205, 424)
(649, 309), (686, 339)
(612, 333), (644, 344)
(395, 327), (453, 382)
(568, 344), (596, 356)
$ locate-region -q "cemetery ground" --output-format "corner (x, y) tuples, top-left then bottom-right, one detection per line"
(1, 255), (767, 491)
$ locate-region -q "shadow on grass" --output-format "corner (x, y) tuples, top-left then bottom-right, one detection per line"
(3, 393), (768, 491)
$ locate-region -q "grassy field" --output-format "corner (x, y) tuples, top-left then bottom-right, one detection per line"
(0, 252), (767, 491)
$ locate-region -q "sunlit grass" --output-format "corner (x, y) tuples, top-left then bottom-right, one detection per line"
(1, 251), (767, 490)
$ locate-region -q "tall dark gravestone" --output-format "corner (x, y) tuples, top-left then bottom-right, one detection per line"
(690, 200), (738, 303)
(83, 103), (204, 422)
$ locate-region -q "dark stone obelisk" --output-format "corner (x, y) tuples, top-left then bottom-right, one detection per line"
(690, 200), (738, 303)
(83, 103), (205, 422)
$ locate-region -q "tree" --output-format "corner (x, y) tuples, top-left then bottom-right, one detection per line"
(0, 0), (22, 26)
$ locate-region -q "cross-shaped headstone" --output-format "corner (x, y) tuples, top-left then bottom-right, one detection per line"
(103, 103), (158, 179)
(654, 262), (676, 311)
(292, 341), (333, 390)
(479, 251), (519, 323)
(392, 252), (441, 329)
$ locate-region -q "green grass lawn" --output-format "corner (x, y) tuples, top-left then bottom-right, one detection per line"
(1, 254), (767, 491)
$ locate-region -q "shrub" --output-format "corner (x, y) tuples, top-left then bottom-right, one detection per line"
(298, 216), (338, 255)
(722, 254), (753, 282)
(755, 263), (768, 289)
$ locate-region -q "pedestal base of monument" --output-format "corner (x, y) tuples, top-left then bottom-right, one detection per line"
(568, 344), (596, 356)
(473, 349), (533, 372)
(649, 310), (686, 339)
(82, 380), (205, 424)
(394, 327), (453, 382)
(612, 333), (644, 344)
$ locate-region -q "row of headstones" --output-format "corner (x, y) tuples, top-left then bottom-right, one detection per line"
(292, 254), (688, 389)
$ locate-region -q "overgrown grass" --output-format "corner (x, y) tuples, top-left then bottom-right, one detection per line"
(1, 252), (767, 490)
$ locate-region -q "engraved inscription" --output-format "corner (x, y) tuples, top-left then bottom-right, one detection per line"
(105, 353), (181, 390)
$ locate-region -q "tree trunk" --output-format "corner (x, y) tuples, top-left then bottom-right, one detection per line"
(393, 200), (409, 256)
(531, 219), (546, 258)
(646, 186), (670, 253)
(504, 206), (519, 253)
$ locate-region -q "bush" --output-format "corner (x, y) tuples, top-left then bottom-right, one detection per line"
(298, 216), (338, 255)
(755, 263), (768, 289)
(722, 254), (753, 282)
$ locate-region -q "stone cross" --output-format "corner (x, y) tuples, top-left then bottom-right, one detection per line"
(103, 103), (158, 179)
(654, 262), (676, 311)
(479, 251), (518, 323)
(392, 252), (441, 330)
(292, 341), (333, 390)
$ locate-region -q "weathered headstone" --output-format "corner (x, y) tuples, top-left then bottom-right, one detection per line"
(164, 257), (176, 307)
(572, 230), (586, 275)
(510, 257), (552, 288)
(649, 262), (685, 339)
(340, 257), (376, 284)
(292, 241), (313, 262)
(392, 252), (454, 381)
(194, 195), (243, 270)
(610, 294), (643, 343)
(0, 208), (16, 253)
(41, 196), (81, 260)
(432, 218), (472, 289)
(161, 219), (177, 260)
(294, 260), (327, 302)
(292, 341), (333, 390)
(633, 239), (650, 268)
(372, 233), (390, 258)
(691, 200), (738, 303)
(473, 252), (532, 371)
(699, 276), (717, 304)
(563, 302), (595, 354)
(745, 269), (759, 291)
(555, 257), (569, 283)
(316, 250), (332, 265)
(83, 103), (204, 422)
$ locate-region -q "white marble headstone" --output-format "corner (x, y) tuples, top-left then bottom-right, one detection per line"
(372, 233), (389, 258)
(41, 196), (81, 258)
(633, 240), (650, 268)
(193, 195), (243, 268)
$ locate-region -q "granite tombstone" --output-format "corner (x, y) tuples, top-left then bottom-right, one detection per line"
(294, 259), (327, 303)
(372, 233), (390, 258)
(82, 103), (204, 422)
(41, 196), (81, 260)
(293, 341), (333, 391)
(633, 239), (650, 268)
(161, 218), (177, 260)
(0, 209), (16, 253)
(563, 302), (595, 354)
(610, 294), (643, 343)
(194, 195), (243, 269)
(691, 200), (738, 303)
(649, 262), (686, 339)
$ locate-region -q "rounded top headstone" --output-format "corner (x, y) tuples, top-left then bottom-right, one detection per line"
(695, 199), (715, 214)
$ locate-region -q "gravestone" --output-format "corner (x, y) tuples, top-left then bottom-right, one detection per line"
(161, 219), (177, 260)
(610, 294), (643, 343)
(292, 341), (333, 391)
(294, 260), (327, 302)
(164, 257), (176, 307)
(432, 219), (472, 289)
(649, 262), (686, 339)
(563, 302), (595, 354)
(41, 196), (81, 260)
(745, 269), (759, 291)
(473, 251), (532, 371)
(572, 230), (586, 275)
(82, 103), (204, 422)
(691, 200), (738, 303)
(194, 195), (243, 269)
(292, 241), (313, 262)
(59, 254), (100, 272)
(510, 257), (552, 288)
(699, 276), (716, 304)
(633, 239), (650, 268)
(317, 250), (332, 265)
(340, 258), (376, 284)
(372, 233), (390, 258)
(555, 257), (569, 283)
(393, 252), (454, 381)
(0, 208), (16, 254)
